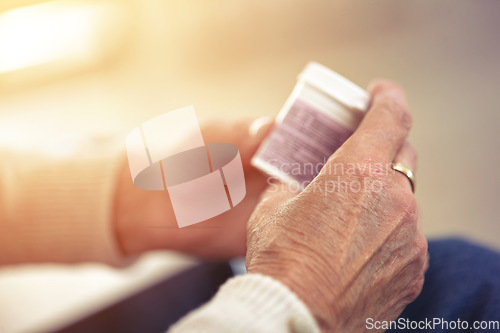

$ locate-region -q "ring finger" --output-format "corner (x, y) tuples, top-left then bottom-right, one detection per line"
(392, 141), (417, 192)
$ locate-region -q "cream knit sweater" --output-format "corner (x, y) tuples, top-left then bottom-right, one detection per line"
(0, 145), (320, 333)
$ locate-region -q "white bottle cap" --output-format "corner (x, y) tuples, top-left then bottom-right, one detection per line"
(298, 62), (369, 111)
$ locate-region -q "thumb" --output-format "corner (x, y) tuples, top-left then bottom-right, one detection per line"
(201, 117), (274, 166)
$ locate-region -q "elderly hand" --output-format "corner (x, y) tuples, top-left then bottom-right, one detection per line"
(246, 81), (427, 332)
(114, 117), (272, 259)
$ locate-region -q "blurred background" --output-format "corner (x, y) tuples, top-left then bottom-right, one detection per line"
(0, 0), (499, 332)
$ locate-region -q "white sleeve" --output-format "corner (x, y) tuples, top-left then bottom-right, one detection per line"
(168, 273), (320, 333)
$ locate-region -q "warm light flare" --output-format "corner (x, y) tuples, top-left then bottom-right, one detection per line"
(0, 0), (123, 74)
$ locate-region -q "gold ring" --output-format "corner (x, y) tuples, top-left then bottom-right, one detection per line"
(392, 162), (416, 193)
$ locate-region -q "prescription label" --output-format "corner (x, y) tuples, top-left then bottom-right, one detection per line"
(254, 99), (353, 187)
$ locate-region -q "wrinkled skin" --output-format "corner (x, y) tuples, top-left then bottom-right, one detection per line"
(246, 81), (427, 332)
(114, 80), (427, 332)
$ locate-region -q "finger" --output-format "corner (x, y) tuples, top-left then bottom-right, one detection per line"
(347, 80), (412, 163)
(423, 252), (430, 273)
(394, 141), (417, 173)
(392, 141), (417, 193)
(202, 117), (274, 166)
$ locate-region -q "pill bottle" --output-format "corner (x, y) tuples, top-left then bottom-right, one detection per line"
(251, 62), (369, 189)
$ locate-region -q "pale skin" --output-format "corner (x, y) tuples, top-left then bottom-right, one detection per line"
(114, 81), (427, 332)
(114, 117), (273, 259)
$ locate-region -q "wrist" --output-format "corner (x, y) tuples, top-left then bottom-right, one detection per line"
(113, 160), (177, 256)
(247, 253), (337, 332)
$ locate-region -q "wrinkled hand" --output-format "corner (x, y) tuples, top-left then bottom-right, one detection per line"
(246, 82), (427, 332)
(114, 117), (272, 259)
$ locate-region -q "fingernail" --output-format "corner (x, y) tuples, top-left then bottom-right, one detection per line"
(249, 116), (273, 139)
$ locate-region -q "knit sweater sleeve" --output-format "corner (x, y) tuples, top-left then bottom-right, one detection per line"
(168, 273), (320, 333)
(0, 142), (128, 266)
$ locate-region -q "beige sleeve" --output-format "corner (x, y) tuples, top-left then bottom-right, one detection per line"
(0, 142), (129, 266)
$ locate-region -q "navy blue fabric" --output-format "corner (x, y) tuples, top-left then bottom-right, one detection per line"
(387, 238), (500, 333)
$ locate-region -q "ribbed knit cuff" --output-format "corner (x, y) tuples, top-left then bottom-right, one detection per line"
(0, 147), (130, 266)
(169, 273), (320, 333)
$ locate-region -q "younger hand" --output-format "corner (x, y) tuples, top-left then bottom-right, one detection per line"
(114, 117), (272, 259)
